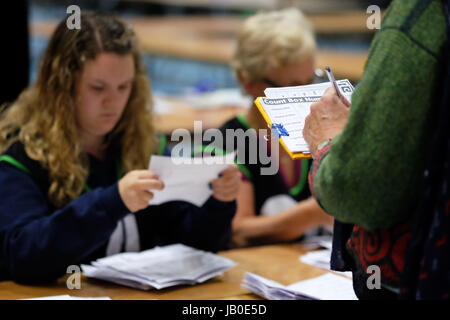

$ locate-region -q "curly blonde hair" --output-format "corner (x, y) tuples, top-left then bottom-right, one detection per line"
(0, 12), (156, 208)
(231, 7), (316, 82)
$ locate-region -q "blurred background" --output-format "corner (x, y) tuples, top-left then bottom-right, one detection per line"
(1, 0), (393, 135)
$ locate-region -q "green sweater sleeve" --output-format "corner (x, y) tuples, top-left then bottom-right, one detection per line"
(313, 0), (446, 230)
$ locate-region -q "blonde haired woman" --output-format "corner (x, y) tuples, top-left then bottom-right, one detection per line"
(0, 12), (240, 283)
(219, 8), (333, 247)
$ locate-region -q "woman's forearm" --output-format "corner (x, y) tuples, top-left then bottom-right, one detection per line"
(232, 198), (332, 246)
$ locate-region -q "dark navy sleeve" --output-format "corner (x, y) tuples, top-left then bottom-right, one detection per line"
(183, 197), (236, 252)
(137, 197), (236, 253)
(0, 163), (129, 283)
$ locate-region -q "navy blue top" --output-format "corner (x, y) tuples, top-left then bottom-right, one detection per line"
(0, 141), (236, 284)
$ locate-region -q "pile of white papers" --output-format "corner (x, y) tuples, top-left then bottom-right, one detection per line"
(82, 244), (237, 290)
(242, 272), (357, 300)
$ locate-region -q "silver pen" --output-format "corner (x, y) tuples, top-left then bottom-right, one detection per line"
(325, 66), (348, 105)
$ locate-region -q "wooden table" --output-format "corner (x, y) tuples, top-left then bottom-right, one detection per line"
(0, 244), (332, 300)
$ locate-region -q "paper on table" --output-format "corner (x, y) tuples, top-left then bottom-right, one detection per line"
(299, 248), (353, 278)
(286, 273), (358, 300)
(82, 244), (237, 290)
(242, 272), (357, 300)
(148, 152), (235, 207)
(92, 246), (235, 283)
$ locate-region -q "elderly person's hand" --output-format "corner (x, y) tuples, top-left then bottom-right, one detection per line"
(303, 86), (350, 155)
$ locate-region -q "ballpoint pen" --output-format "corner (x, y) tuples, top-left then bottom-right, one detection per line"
(325, 66), (349, 105)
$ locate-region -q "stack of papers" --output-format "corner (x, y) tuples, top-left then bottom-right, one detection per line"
(82, 244), (237, 290)
(242, 272), (357, 300)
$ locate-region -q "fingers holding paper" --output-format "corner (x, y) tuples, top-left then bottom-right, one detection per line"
(118, 170), (165, 212)
(210, 164), (241, 202)
(303, 86), (350, 155)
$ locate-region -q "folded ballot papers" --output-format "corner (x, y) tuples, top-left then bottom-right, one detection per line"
(81, 244), (236, 290)
(299, 237), (353, 279)
(242, 272), (357, 300)
(148, 153), (235, 207)
(254, 80), (355, 159)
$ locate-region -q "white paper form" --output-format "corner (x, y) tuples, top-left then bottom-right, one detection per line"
(259, 80), (355, 154)
(264, 80), (354, 102)
(148, 152), (235, 207)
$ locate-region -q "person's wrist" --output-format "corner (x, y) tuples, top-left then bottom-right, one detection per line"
(312, 139), (331, 160)
(317, 138), (332, 150)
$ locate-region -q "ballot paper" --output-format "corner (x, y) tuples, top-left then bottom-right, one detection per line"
(255, 80), (355, 158)
(81, 244), (237, 290)
(242, 272), (357, 300)
(148, 153), (235, 207)
(300, 248), (353, 278)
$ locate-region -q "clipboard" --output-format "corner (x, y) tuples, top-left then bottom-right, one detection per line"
(254, 79), (354, 160)
(254, 97), (312, 160)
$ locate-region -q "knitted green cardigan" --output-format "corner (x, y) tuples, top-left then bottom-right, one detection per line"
(313, 0), (447, 231)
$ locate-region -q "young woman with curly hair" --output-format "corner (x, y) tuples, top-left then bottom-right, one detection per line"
(0, 12), (240, 283)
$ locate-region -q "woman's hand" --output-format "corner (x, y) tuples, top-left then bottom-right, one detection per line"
(210, 164), (241, 202)
(303, 86), (350, 154)
(118, 170), (164, 212)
